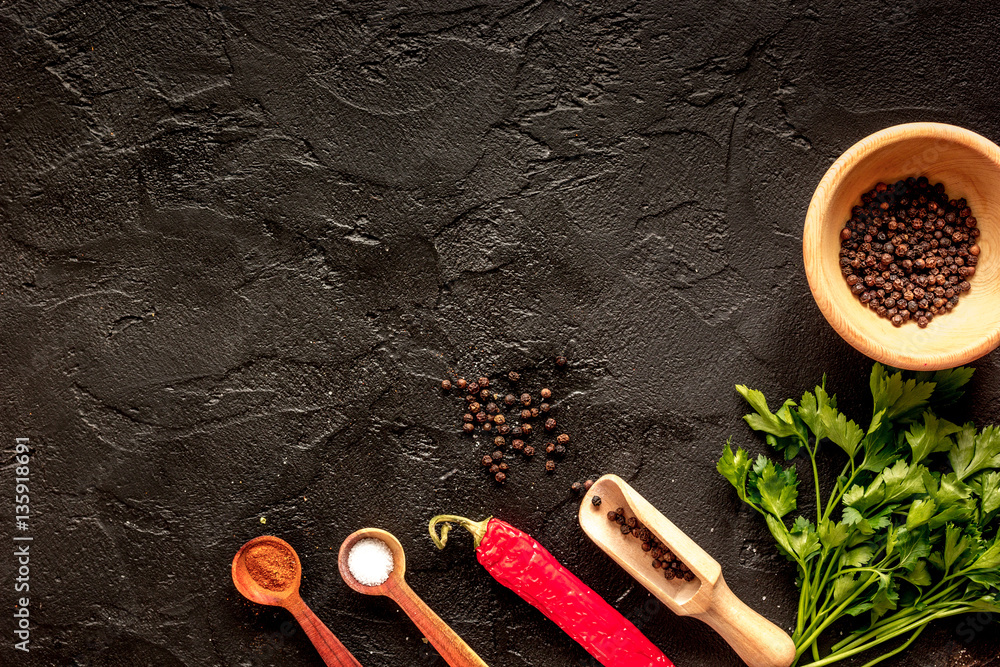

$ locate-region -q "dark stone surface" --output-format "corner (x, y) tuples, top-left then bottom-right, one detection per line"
(2, 1), (1000, 665)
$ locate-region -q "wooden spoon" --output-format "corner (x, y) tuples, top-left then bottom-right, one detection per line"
(232, 535), (363, 667)
(338, 528), (489, 667)
(579, 475), (795, 667)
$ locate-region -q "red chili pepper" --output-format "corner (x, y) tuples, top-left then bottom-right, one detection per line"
(429, 514), (674, 667)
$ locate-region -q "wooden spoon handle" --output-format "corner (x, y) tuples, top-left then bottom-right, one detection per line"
(388, 579), (489, 667)
(286, 596), (365, 667)
(695, 577), (795, 667)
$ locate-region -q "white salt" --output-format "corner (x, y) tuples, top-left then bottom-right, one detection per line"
(348, 538), (394, 587)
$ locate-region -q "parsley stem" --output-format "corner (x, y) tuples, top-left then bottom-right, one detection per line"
(856, 626), (925, 667)
(809, 605), (973, 667)
(808, 442), (822, 524)
(831, 594), (966, 654)
(793, 573), (880, 661)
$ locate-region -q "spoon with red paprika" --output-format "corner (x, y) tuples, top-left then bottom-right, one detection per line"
(232, 536), (364, 667)
(579, 474), (795, 667)
(338, 528), (489, 667)
(428, 513), (674, 667)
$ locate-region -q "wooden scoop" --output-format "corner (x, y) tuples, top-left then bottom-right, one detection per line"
(338, 528), (489, 667)
(579, 475), (795, 667)
(232, 536), (363, 667)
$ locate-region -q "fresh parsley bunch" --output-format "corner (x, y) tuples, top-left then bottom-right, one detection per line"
(718, 363), (1000, 667)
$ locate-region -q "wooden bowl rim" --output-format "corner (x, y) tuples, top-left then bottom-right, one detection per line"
(803, 122), (1000, 370)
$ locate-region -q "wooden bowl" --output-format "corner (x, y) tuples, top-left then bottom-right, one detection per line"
(804, 122), (1000, 370)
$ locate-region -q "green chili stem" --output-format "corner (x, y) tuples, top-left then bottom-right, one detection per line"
(428, 514), (491, 550)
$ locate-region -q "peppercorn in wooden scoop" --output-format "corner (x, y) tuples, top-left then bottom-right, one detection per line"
(232, 536), (363, 667)
(338, 528), (490, 667)
(580, 474), (796, 667)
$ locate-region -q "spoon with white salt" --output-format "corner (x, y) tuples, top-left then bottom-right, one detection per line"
(338, 528), (489, 667)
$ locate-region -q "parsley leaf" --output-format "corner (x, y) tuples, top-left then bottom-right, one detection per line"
(717, 440), (752, 504)
(949, 424), (1000, 481)
(905, 412), (960, 464)
(749, 456), (798, 518)
(870, 364), (935, 423)
(737, 385), (801, 441)
(913, 366), (975, 406)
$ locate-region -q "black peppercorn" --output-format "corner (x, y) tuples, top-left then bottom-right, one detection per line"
(583, 479), (594, 491)
(521, 424), (533, 437)
(480, 389), (490, 400)
(478, 376), (489, 388)
(510, 425), (522, 437)
(468, 382), (480, 394)
(511, 438), (524, 450)
(591, 495), (602, 507)
(545, 418), (557, 431)
(540, 402), (551, 413)
(492, 450), (503, 461)
(540, 388), (552, 399)
(504, 394), (516, 406)
(508, 371), (520, 382)
(556, 433), (570, 445)
(840, 180), (978, 325)
(486, 402), (499, 414)
(456, 378), (467, 390)
(481, 455), (493, 466)
(571, 481), (583, 493)
(545, 442), (556, 454)
(620, 524), (630, 535)
(475, 412), (488, 423)
(495, 471), (506, 483)
(498, 462), (509, 471)
(530, 407), (540, 418)
(545, 459), (556, 472)
(497, 424), (510, 435)
(520, 409), (532, 420)
(607, 510), (618, 521)
(554, 444), (566, 456)
(494, 436), (506, 447)
(462, 423), (475, 434)
(494, 414), (506, 425)
(520, 393), (532, 406)
(469, 402), (481, 414)
(441, 379), (452, 390)
(489, 464), (499, 474)
(462, 413), (474, 423)
(555, 356), (567, 367)
(523, 445), (535, 456)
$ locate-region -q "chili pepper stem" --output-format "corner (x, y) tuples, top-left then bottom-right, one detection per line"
(429, 515), (492, 550)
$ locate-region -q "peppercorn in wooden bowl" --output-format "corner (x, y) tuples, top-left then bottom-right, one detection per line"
(804, 122), (1000, 370)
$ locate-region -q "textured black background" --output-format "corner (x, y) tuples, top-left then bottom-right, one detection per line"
(2, 1), (1000, 666)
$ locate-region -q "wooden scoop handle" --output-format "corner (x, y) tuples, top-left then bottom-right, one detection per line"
(386, 578), (489, 667)
(285, 595), (365, 667)
(695, 576), (795, 667)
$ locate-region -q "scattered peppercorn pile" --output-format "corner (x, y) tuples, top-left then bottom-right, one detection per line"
(839, 177), (980, 327)
(441, 357), (573, 484)
(607, 507), (697, 583)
